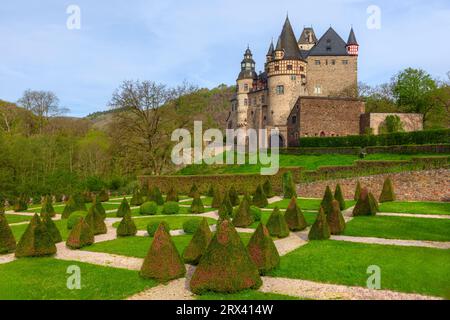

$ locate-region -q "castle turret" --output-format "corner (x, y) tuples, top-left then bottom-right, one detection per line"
(235, 46), (257, 129)
(266, 41), (274, 63)
(346, 28), (359, 56)
(298, 27), (317, 51)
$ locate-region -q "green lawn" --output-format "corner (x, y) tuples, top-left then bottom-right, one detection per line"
(85, 233), (253, 259)
(112, 216), (217, 231)
(197, 291), (301, 300)
(344, 216), (450, 242)
(5, 214), (33, 224)
(108, 205), (215, 218)
(379, 201), (450, 215)
(11, 219), (70, 241)
(26, 202), (121, 214)
(0, 258), (157, 300)
(267, 198), (356, 211)
(269, 240), (450, 298)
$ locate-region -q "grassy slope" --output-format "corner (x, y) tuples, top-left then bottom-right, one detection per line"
(379, 201), (450, 215)
(269, 240), (450, 298)
(112, 216), (217, 231)
(344, 216), (450, 242)
(0, 258), (157, 300)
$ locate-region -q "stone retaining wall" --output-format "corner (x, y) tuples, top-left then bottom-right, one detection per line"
(297, 169), (450, 202)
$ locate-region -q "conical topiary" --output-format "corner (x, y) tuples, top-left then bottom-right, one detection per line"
(252, 185), (268, 208)
(73, 193), (87, 210)
(149, 187), (164, 206)
(98, 189), (109, 202)
(334, 184), (346, 210)
(211, 189), (222, 209)
(369, 192), (380, 212)
(266, 207), (290, 238)
(284, 197), (307, 231)
(247, 223), (280, 274)
(206, 185), (215, 197)
(228, 186), (240, 207)
(219, 192), (233, 219)
(263, 179), (275, 198)
(66, 218), (95, 250)
(233, 197), (253, 228)
(189, 184), (199, 198)
(308, 207), (331, 240)
(15, 214), (56, 258)
(0, 214), (16, 254)
(327, 200), (346, 235)
(354, 181), (362, 202)
(92, 196), (106, 219)
(62, 196), (80, 219)
(183, 218), (212, 265)
(116, 197), (131, 218)
(166, 187), (179, 203)
(130, 188), (144, 206)
(140, 223), (186, 282)
(321, 186), (335, 216)
(353, 188), (378, 217)
(190, 194), (205, 214)
(379, 177), (396, 203)
(282, 172), (297, 199)
(14, 196), (28, 212)
(190, 220), (262, 294)
(116, 212), (137, 237)
(40, 196), (56, 218)
(85, 205), (107, 235)
(42, 215), (62, 243)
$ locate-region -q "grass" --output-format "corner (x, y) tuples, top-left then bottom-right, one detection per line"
(112, 216), (217, 231)
(249, 211), (318, 229)
(0, 258), (157, 300)
(5, 214), (32, 224)
(379, 201), (450, 215)
(108, 205), (215, 218)
(269, 240), (450, 298)
(344, 216), (450, 242)
(197, 291), (301, 300)
(85, 233), (253, 259)
(11, 219), (70, 241)
(26, 202), (121, 214)
(267, 198), (356, 211)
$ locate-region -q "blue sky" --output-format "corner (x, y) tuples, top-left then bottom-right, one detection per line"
(1, 0), (449, 117)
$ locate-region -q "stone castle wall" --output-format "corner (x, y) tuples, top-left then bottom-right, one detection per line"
(361, 113), (424, 135)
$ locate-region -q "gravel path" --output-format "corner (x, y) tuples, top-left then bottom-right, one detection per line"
(332, 235), (450, 249)
(378, 212), (450, 220)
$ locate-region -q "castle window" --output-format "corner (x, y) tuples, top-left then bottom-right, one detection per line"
(331, 60), (336, 65)
(291, 75), (296, 81)
(315, 60), (320, 65)
(291, 116), (297, 124)
(276, 85), (285, 95)
(274, 65), (280, 71)
(244, 84), (249, 91)
(314, 85), (322, 95)
(342, 60), (349, 65)
(287, 65), (293, 71)
(300, 66), (304, 71)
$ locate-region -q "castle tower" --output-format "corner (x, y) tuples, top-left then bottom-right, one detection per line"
(346, 28), (359, 56)
(266, 41), (274, 63)
(298, 27), (317, 51)
(235, 46), (257, 128)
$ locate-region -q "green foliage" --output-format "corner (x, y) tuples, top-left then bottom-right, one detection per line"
(40, 196), (55, 218)
(116, 212), (137, 237)
(15, 214), (57, 258)
(66, 218), (95, 250)
(42, 215), (63, 243)
(190, 195), (205, 214)
(140, 223), (186, 282)
(211, 189), (222, 209)
(380, 115), (404, 134)
(85, 176), (106, 193)
(85, 204), (107, 235)
(188, 184), (199, 198)
(146, 221), (170, 237)
(14, 196), (28, 212)
(67, 212), (86, 230)
(218, 193), (233, 219)
(140, 202), (158, 216)
(266, 207), (290, 239)
(149, 187), (164, 206)
(166, 187), (179, 202)
(183, 219), (203, 235)
(162, 202), (180, 215)
(190, 220), (262, 294)
(354, 181), (362, 202)
(284, 197), (307, 232)
(116, 198), (131, 218)
(379, 177), (396, 203)
(282, 172), (297, 199)
(91, 196), (106, 219)
(62, 195), (85, 219)
(228, 186), (240, 206)
(308, 208), (331, 241)
(320, 186), (335, 216)
(353, 188), (378, 216)
(97, 189), (109, 202)
(206, 185), (215, 197)
(334, 184), (346, 211)
(263, 179), (275, 198)
(249, 206), (262, 222)
(0, 214), (16, 254)
(252, 185), (268, 208)
(183, 218), (212, 265)
(247, 223), (280, 274)
(327, 200), (346, 235)
(130, 188), (144, 206)
(233, 197), (253, 228)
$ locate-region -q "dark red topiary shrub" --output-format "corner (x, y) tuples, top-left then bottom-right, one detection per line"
(247, 223), (280, 274)
(284, 197), (307, 231)
(183, 218), (212, 265)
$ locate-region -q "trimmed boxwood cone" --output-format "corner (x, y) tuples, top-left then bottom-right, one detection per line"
(73, 193), (87, 210)
(353, 188), (378, 216)
(369, 192), (380, 212)
(334, 184), (346, 210)
(42, 215), (62, 243)
(211, 189), (222, 209)
(189, 184), (199, 198)
(282, 172), (297, 199)
(62, 196), (80, 219)
(14, 195), (28, 212)
(130, 188), (144, 206)
(190, 195), (205, 214)
(85, 205), (107, 235)
(247, 223), (280, 274)
(228, 186), (240, 207)
(263, 179), (275, 198)
(284, 197), (307, 231)
(15, 214), (57, 258)
(321, 186), (335, 216)
(92, 196), (106, 219)
(166, 187), (179, 203)
(140, 223), (186, 282)
(252, 185), (268, 208)
(190, 220), (262, 294)
(40, 196), (56, 218)
(354, 181), (362, 202)
(0, 214), (16, 254)
(379, 177), (396, 203)
(98, 189), (109, 202)
(116, 197), (131, 218)
(183, 218), (212, 265)
(117, 212), (137, 237)
(266, 207), (290, 238)
(327, 200), (346, 235)
(308, 207), (331, 240)
(233, 197), (253, 228)
(221, 193), (233, 217)
(149, 187), (164, 206)
(66, 218), (95, 250)
(207, 185), (215, 197)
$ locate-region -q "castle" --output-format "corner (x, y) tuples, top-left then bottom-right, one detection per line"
(227, 17), (423, 147)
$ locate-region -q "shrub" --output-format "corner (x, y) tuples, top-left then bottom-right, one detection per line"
(116, 197), (131, 218)
(354, 181), (362, 202)
(15, 214), (57, 258)
(308, 207), (331, 240)
(130, 188), (144, 206)
(97, 189), (109, 202)
(282, 172), (297, 199)
(188, 184), (199, 198)
(252, 185), (268, 208)
(250, 206), (262, 222)
(0, 214), (16, 254)
(140, 202), (158, 216)
(14, 196), (28, 212)
(266, 207), (290, 239)
(67, 212), (86, 230)
(116, 212), (137, 237)
(327, 200), (346, 235)
(211, 189), (222, 209)
(147, 221), (170, 237)
(334, 184), (346, 210)
(42, 214), (62, 243)
(284, 197), (307, 231)
(190, 220), (262, 294)
(183, 218), (213, 265)
(40, 196), (56, 218)
(228, 186), (240, 206)
(233, 197), (253, 228)
(190, 196), (205, 214)
(206, 185), (215, 197)
(85, 205), (107, 235)
(91, 196), (106, 219)
(162, 202), (180, 215)
(247, 223), (280, 274)
(353, 188), (378, 216)
(379, 177), (396, 203)
(263, 179), (275, 198)
(166, 187), (179, 203)
(66, 218), (95, 250)
(149, 187), (164, 206)
(73, 193), (87, 210)
(218, 193), (233, 219)
(183, 219), (203, 234)
(369, 192), (380, 212)
(62, 196), (77, 219)
(321, 186), (335, 216)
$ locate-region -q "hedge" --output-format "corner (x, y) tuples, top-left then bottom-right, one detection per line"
(281, 147), (362, 155)
(299, 129), (449, 148)
(365, 144), (450, 155)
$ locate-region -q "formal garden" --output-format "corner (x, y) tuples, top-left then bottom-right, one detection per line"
(1, 169), (449, 300)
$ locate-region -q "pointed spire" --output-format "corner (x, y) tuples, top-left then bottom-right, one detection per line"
(275, 15), (302, 59)
(275, 36), (282, 51)
(267, 40), (274, 56)
(347, 27), (358, 45)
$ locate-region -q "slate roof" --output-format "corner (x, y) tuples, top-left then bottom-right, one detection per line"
(275, 17), (303, 60)
(308, 27), (349, 56)
(298, 27), (317, 44)
(347, 28), (358, 45)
